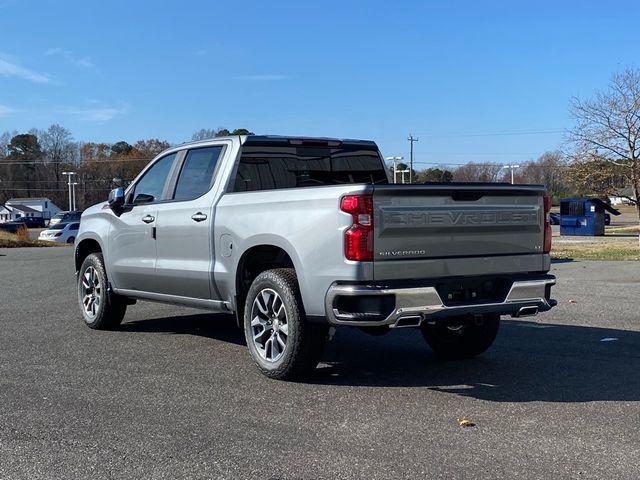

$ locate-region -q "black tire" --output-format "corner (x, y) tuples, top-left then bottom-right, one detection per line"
(67, 236), (75, 244)
(77, 253), (127, 330)
(420, 315), (500, 359)
(243, 268), (329, 380)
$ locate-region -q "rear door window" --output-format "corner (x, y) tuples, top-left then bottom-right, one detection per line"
(173, 146), (224, 200)
(234, 143), (388, 192)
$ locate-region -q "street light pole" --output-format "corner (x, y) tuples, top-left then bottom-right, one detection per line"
(62, 172), (76, 211)
(71, 182), (78, 211)
(502, 164), (520, 184)
(385, 156), (404, 184)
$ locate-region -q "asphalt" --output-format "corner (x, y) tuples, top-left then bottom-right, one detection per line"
(1, 247), (639, 479)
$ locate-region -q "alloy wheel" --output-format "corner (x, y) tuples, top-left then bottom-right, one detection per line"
(250, 288), (289, 362)
(81, 266), (102, 319)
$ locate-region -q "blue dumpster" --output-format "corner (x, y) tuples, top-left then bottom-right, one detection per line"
(560, 198), (620, 236)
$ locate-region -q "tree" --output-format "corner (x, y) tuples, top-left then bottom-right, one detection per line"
(111, 141), (133, 156)
(4, 133), (43, 198)
(131, 139), (171, 158)
(515, 151), (573, 202)
(7, 133), (43, 160)
(569, 67), (640, 242)
(229, 128), (254, 136)
(417, 167), (453, 183)
(452, 162), (503, 182)
(191, 129), (218, 141)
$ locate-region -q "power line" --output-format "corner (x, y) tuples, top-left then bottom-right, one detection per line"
(420, 128), (566, 139)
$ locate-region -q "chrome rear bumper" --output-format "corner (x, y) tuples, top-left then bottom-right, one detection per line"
(325, 276), (556, 327)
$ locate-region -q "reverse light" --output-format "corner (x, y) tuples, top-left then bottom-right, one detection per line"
(543, 195), (552, 253)
(340, 194), (374, 261)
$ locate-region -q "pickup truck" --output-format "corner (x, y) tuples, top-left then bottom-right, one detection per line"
(74, 135), (556, 380)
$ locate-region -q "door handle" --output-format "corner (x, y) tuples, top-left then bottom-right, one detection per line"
(142, 215), (155, 224)
(191, 212), (207, 222)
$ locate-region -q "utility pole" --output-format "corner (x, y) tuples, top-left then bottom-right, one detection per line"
(62, 172), (76, 211)
(407, 135), (419, 183)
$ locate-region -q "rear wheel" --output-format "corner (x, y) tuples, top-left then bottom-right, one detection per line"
(78, 253), (127, 329)
(244, 268), (329, 380)
(420, 315), (500, 359)
(67, 236), (75, 244)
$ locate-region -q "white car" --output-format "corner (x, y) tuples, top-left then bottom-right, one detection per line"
(38, 222), (79, 244)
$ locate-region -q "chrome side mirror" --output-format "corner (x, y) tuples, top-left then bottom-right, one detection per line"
(107, 187), (125, 214)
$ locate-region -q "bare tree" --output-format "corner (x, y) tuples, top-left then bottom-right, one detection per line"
(569, 67), (640, 241)
(191, 128), (218, 141)
(452, 162), (503, 182)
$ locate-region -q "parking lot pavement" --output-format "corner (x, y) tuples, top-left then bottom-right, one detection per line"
(1, 248), (639, 479)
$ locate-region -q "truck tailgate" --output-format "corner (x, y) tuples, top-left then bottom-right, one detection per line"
(373, 183), (546, 280)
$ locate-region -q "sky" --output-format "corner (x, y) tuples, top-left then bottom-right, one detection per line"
(0, 0), (639, 168)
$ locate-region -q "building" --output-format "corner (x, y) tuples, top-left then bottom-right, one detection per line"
(609, 188), (637, 206)
(0, 204), (12, 222)
(5, 198), (62, 222)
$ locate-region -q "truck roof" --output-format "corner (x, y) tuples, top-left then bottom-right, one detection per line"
(179, 135), (377, 148)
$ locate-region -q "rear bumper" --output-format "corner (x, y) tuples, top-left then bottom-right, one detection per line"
(325, 275), (556, 327)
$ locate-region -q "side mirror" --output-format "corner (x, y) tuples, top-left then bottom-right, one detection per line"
(108, 187), (125, 214)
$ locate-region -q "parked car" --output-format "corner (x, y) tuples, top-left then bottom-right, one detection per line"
(9, 216), (46, 228)
(74, 135), (556, 380)
(39, 222), (79, 243)
(549, 212), (560, 225)
(49, 211), (82, 226)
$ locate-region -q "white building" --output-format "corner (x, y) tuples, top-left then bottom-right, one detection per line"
(609, 188), (637, 206)
(5, 197), (62, 222)
(0, 204), (13, 222)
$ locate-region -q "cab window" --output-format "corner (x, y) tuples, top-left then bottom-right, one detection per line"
(130, 153), (177, 204)
(173, 146), (224, 201)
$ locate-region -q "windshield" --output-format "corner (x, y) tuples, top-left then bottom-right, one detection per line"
(49, 223), (67, 230)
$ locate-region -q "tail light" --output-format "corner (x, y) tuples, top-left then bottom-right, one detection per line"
(340, 194), (374, 261)
(543, 195), (552, 253)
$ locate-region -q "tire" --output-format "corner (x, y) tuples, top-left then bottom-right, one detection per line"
(420, 315), (500, 359)
(67, 236), (75, 244)
(77, 253), (127, 330)
(243, 268), (329, 380)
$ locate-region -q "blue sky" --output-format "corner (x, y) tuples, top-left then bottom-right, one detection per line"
(1, 0), (639, 167)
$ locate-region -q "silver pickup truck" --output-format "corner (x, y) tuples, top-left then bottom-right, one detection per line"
(74, 135), (556, 379)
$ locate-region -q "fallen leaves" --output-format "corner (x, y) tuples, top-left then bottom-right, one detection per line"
(457, 418), (476, 428)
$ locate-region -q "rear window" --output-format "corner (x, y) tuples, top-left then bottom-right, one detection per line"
(233, 143), (388, 192)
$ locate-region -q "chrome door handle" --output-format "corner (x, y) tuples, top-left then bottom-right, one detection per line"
(142, 215), (155, 224)
(191, 212), (207, 222)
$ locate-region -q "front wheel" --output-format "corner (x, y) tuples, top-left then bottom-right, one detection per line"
(420, 315), (500, 359)
(77, 253), (127, 329)
(244, 268), (329, 380)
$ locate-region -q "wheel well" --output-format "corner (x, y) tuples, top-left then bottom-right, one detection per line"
(235, 245), (295, 324)
(75, 239), (102, 272)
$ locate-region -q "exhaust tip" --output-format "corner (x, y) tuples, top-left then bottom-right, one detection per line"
(393, 315), (423, 328)
(515, 306), (539, 318)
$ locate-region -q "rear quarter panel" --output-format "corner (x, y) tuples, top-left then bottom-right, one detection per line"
(214, 185), (374, 316)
